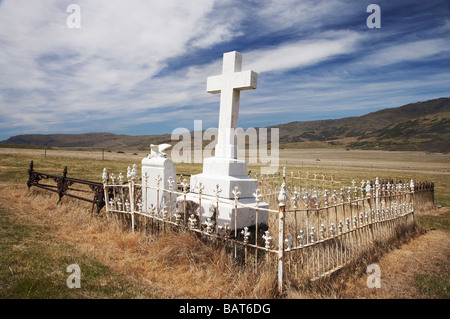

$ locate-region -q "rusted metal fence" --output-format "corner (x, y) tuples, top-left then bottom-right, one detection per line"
(26, 161), (105, 213)
(101, 165), (434, 294)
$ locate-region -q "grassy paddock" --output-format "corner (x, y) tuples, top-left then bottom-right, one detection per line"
(0, 147), (448, 299)
(0, 185), (277, 299)
(0, 147), (448, 205)
(0, 198), (155, 298)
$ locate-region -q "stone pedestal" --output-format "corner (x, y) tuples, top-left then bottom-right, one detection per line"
(186, 156), (268, 230)
(141, 156), (177, 212)
(182, 193), (268, 230)
(190, 157), (257, 198)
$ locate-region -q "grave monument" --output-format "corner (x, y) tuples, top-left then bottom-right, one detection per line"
(185, 51), (269, 230)
(141, 143), (177, 212)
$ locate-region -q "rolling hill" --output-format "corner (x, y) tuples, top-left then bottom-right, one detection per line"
(1, 97), (449, 153)
(272, 97), (450, 152)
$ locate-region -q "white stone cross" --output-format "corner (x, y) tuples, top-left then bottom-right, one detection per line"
(207, 51), (257, 159)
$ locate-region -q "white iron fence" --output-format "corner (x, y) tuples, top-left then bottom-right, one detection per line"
(102, 166), (432, 294)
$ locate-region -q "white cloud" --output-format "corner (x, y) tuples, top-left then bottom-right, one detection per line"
(0, 0), (225, 125)
(255, 0), (354, 32)
(361, 39), (450, 67)
(0, 0), (448, 140)
(245, 30), (363, 74)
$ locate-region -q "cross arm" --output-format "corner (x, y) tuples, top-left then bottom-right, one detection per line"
(234, 70), (257, 91)
(206, 70), (258, 94)
(206, 75), (222, 94)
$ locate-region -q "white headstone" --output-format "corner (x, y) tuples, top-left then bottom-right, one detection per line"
(141, 144), (177, 212)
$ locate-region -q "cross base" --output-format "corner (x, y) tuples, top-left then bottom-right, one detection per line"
(177, 193), (269, 230)
(190, 157), (257, 198)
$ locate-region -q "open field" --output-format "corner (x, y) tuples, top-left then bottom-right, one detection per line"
(0, 147), (449, 299)
(1, 147), (448, 206)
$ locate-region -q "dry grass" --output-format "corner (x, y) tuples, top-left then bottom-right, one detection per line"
(1, 147), (448, 299)
(4, 183), (447, 299)
(336, 227), (449, 299)
(1, 183), (278, 299)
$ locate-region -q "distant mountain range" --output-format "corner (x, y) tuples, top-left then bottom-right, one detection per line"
(1, 132), (173, 149)
(272, 97), (450, 153)
(1, 97), (449, 153)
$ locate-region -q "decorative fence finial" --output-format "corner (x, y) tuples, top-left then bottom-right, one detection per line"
(181, 178), (188, 193)
(297, 230), (305, 246)
(127, 166), (131, 180)
(323, 189), (329, 206)
(222, 223), (231, 239)
(241, 227), (250, 244)
(262, 231), (272, 249)
(144, 172), (149, 186)
(109, 199), (115, 210)
(188, 214), (197, 229)
(175, 210), (182, 224)
(330, 223), (336, 237)
(205, 217), (214, 234)
(253, 188), (262, 204)
(310, 227), (316, 243)
(285, 233), (293, 250)
(168, 176), (174, 191)
(232, 186), (240, 202)
(102, 168), (109, 183)
(303, 191), (311, 207)
(222, 223), (231, 238)
(156, 175), (162, 188)
(278, 182), (288, 207)
(320, 224), (326, 239)
(197, 182), (205, 194)
(131, 164), (138, 181)
(291, 187), (299, 209)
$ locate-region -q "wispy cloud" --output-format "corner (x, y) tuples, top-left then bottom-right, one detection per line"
(246, 30), (364, 74)
(0, 0), (449, 140)
(359, 39), (450, 68)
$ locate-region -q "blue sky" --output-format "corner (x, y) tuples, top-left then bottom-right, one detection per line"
(0, 0), (449, 141)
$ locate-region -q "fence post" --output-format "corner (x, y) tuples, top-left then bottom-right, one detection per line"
(375, 177), (380, 213)
(277, 178), (288, 295)
(410, 179), (415, 222)
(57, 166), (68, 203)
(129, 180), (135, 233)
(27, 161), (34, 190)
(102, 168), (109, 212)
